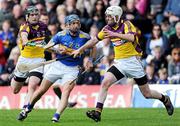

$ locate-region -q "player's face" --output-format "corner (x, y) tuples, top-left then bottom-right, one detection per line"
(105, 14), (116, 26)
(28, 12), (40, 24)
(69, 20), (81, 33)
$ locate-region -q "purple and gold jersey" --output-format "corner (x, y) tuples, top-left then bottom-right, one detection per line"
(97, 20), (142, 59)
(18, 22), (48, 58)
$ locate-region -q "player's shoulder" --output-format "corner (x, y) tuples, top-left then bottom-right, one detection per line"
(79, 31), (90, 39)
(20, 22), (29, 28)
(19, 22), (30, 31)
(56, 30), (67, 36)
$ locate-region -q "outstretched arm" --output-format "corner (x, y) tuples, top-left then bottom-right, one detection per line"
(72, 37), (99, 58)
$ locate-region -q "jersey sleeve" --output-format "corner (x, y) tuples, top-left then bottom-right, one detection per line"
(51, 32), (63, 45)
(124, 21), (139, 44)
(19, 24), (30, 34)
(96, 26), (108, 40)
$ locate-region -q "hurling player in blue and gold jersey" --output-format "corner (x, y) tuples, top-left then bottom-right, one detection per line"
(18, 14), (91, 122)
(72, 6), (174, 122)
(11, 6), (49, 109)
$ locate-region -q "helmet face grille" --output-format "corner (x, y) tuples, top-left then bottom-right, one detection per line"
(25, 6), (39, 15)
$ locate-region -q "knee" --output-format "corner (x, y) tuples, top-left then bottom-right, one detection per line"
(28, 82), (38, 91)
(63, 86), (73, 94)
(101, 80), (111, 90)
(142, 91), (152, 99)
(13, 89), (20, 94)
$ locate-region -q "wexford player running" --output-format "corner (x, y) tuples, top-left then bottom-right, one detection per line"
(72, 6), (174, 122)
(17, 14), (91, 122)
(10, 6), (49, 108)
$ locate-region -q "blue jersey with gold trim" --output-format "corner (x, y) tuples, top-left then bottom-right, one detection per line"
(51, 30), (90, 66)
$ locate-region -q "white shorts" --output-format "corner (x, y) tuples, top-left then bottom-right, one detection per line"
(15, 56), (45, 78)
(113, 56), (146, 78)
(44, 63), (62, 86)
(44, 61), (79, 85)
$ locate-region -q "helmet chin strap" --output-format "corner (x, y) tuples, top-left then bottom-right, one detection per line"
(114, 16), (120, 24)
(107, 16), (120, 27)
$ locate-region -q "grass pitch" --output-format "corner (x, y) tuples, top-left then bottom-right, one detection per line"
(0, 108), (179, 126)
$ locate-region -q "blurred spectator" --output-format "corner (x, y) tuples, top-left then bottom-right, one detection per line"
(0, 38), (6, 74)
(0, 20), (16, 58)
(35, 2), (46, 14)
(145, 64), (158, 84)
(0, 0), (13, 29)
(48, 23), (58, 36)
(11, 4), (25, 37)
(122, 0), (142, 22)
(146, 24), (169, 56)
(168, 47), (180, 84)
(39, 12), (52, 61)
(0, 46), (19, 85)
(20, 0), (30, 11)
(169, 22), (180, 52)
(91, 0), (106, 30)
(109, 0), (121, 6)
(45, 0), (58, 24)
(161, 18), (176, 38)
(149, 0), (167, 24)
(76, 0), (94, 17)
(77, 56), (101, 85)
(65, 0), (81, 15)
(135, 0), (148, 16)
(164, 0), (180, 25)
(56, 5), (67, 31)
(157, 68), (170, 84)
(146, 46), (168, 73)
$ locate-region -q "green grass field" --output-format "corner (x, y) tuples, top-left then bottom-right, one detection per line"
(0, 108), (179, 126)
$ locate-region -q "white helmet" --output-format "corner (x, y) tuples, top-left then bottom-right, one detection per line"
(105, 6), (123, 23)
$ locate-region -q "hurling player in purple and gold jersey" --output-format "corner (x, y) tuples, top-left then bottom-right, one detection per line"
(10, 6), (49, 109)
(72, 6), (174, 122)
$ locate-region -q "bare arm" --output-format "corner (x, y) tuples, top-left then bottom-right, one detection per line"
(116, 33), (135, 42)
(79, 37), (99, 53)
(104, 29), (135, 42)
(43, 41), (55, 49)
(72, 37), (99, 58)
(21, 32), (29, 46)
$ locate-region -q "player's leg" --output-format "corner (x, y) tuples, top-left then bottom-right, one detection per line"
(17, 78), (53, 121)
(23, 72), (42, 107)
(10, 77), (25, 94)
(135, 76), (174, 116)
(86, 65), (124, 122)
(52, 81), (77, 108)
(130, 56), (174, 116)
(51, 64), (79, 122)
(52, 81), (75, 122)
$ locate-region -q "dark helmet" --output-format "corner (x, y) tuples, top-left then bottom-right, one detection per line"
(65, 14), (80, 24)
(25, 6), (39, 16)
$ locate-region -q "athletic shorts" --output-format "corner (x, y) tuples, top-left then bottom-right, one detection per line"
(44, 61), (79, 85)
(14, 56), (45, 78)
(113, 56), (146, 78)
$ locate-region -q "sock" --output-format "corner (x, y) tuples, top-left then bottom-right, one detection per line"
(53, 87), (62, 100)
(53, 113), (60, 120)
(23, 105), (27, 109)
(159, 94), (166, 102)
(96, 102), (104, 113)
(27, 103), (34, 110)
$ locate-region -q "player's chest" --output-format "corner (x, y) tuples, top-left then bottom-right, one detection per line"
(61, 36), (86, 49)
